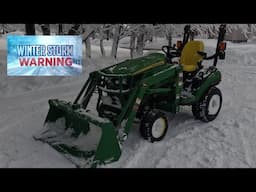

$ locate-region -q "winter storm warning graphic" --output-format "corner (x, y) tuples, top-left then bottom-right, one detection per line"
(7, 35), (83, 76)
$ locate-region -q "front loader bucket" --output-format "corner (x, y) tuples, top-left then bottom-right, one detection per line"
(34, 99), (122, 168)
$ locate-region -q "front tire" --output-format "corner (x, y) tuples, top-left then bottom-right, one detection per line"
(140, 110), (168, 142)
(192, 87), (222, 122)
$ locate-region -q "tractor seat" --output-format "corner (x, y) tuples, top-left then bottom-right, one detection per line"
(180, 41), (204, 72)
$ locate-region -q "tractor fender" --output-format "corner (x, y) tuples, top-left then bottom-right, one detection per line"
(193, 70), (221, 103)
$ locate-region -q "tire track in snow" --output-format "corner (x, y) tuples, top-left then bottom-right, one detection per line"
(233, 107), (256, 167)
(122, 141), (151, 168)
(106, 113), (224, 168)
(214, 49), (256, 167)
(123, 121), (222, 168)
(153, 122), (248, 168)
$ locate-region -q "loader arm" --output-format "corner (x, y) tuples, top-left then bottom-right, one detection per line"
(73, 72), (100, 108)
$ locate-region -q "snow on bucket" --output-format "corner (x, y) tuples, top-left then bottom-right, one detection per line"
(34, 99), (122, 167)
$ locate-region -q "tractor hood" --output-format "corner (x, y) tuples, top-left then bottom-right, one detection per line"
(101, 53), (166, 75)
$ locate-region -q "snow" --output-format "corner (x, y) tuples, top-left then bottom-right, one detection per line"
(1, 36), (256, 168)
(36, 117), (102, 151)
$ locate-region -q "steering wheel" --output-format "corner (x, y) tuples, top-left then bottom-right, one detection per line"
(162, 46), (172, 56)
(162, 45), (180, 60)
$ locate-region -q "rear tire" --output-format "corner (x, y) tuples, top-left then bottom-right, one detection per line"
(140, 110), (168, 142)
(192, 87), (222, 122)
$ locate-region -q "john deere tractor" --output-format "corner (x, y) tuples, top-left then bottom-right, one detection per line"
(34, 24), (227, 167)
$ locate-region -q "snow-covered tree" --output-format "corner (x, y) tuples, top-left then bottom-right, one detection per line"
(160, 24), (185, 46)
(111, 24), (122, 59)
(58, 24), (63, 35)
(68, 24), (81, 35)
(97, 24), (112, 57)
(25, 24), (35, 35)
(126, 24), (155, 57)
(81, 25), (96, 59)
(0, 24), (16, 34)
(130, 30), (136, 58)
(165, 24), (173, 47)
(135, 25), (146, 56)
(190, 24), (256, 39)
(109, 24), (133, 58)
(99, 27), (106, 57)
(40, 24), (50, 35)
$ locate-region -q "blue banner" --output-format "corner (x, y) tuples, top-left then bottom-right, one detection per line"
(7, 35), (83, 76)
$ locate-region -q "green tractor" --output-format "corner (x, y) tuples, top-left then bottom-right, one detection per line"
(34, 24), (227, 167)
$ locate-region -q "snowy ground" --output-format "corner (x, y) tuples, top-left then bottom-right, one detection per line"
(1, 35), (256, 168)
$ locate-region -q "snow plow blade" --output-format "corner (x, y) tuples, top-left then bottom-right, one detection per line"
(34, 99), (122, 168)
